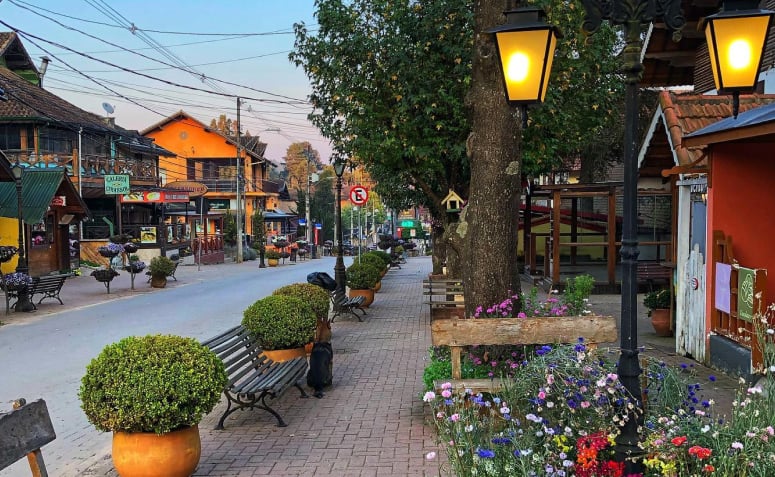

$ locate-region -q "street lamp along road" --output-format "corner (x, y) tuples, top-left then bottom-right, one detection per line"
(702, 0), (774, 117)
(11, 161), (34, 312)
(333, 160), (347, 298)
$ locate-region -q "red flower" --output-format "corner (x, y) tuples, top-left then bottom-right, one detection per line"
(688, 445), (712, 460)
(703, 464), (715, 473)
(671, 436), (687, 446)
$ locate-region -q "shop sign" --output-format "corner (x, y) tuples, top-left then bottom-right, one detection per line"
(737, 266), (756, 322)
(166, 180), (208, 197)
(206, 198), (230, 210)
(120, 191), (190, 203)
(50, 196), (66, 207)
(104, 174), (130, 195)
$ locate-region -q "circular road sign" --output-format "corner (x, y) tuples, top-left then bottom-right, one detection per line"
(350, 185), (369, 206)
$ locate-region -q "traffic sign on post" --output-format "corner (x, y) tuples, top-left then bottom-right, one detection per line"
(350, 185), (369, 206)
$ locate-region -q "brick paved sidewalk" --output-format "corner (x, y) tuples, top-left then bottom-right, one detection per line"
(85, 257), (441, 477)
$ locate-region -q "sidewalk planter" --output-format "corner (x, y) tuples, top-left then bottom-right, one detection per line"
(644, 289), (672, 337)
(112, 425), (200, 477)
(91, 268), (119, 294)
(242, 295), (317, 357)
(349, 288), (375, 308)
(265, 250), (280, 267)
(79, 335), (226, 477)
(346, 262), (381, 308)
(147, 256), (176, 289)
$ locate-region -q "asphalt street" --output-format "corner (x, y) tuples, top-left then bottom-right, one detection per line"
(0, 256), (348, 477)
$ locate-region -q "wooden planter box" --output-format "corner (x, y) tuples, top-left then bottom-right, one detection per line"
(430, 315), (618, 392)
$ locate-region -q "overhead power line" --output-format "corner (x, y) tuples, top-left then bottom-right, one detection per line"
(0, 21), (309, 105)
(11, 0), (308, 36)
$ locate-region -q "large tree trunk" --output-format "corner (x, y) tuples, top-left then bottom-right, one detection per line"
(461, 1), (522, 316)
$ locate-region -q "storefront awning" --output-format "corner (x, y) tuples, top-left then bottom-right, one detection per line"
(0, 169), (90, 223)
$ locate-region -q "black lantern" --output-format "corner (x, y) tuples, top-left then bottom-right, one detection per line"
(702, 0), (773, 117)
(486, 7), (560, 105)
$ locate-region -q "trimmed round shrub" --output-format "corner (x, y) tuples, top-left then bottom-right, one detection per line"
(273, 283), (330, 321)
(79, 335), (227, 435)
(242, 295), (316, 350)
(346, 262), (381, 290)
(368, 250), (392, 267)
(359, 253), (387, 273)
(265, 249), (281, 260)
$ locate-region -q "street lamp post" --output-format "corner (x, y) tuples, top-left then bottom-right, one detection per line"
(11, 162), (34, 312)
(333, 161), (347, 297)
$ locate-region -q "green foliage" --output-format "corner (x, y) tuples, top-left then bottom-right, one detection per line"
(148, 256), (176, 278)
(242, 295), (317, 350)
(222, 211), (237, 246)
(562, 274), (595, 315)
(368, 250), (392, 267)
(290, 0), (473, 217)
(79, 335), (227, 434)
(273, 283), (331, 321)
(359, 253), (387, 273)
(264, 249), (281, 260)
(242, 247), (257, 261)
(346, 262), (381, 290)
(644, 289), (671, 312)
(422, 355), (452, 391)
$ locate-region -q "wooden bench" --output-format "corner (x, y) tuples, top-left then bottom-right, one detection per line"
(29, 274), (69, 307)
(422, 278), (465, 320)
(636, 261), (672, 290)
(430, 315), (618, 393)
(145, 259), (181, 283)
(0, 398), (56, 475)
(330, 292), (366, 322)
(201, 324), (309, 430)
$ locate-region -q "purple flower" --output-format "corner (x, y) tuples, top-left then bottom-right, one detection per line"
(477, 449), (495, 458)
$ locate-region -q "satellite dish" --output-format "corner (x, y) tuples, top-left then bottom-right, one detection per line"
(102, 103), (115, 115)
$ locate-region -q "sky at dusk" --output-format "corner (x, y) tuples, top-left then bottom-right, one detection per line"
(0, 0), (332, 164)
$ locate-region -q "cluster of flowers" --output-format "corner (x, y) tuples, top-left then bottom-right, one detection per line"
(424, 341), (637, 476)
(473, 288), (573, 319)
(98, 243), (125, 256)
(125, 260), (146, 272)
(2, 271), (33, 288)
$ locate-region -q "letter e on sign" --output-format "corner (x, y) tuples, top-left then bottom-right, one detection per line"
(350, 185), (369, 206)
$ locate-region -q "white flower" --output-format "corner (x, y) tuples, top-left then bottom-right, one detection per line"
(701, 425), (710, 433)
(423, 391), (436, 402)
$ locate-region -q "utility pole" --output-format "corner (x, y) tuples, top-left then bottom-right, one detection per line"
(236, 97), (243, 263)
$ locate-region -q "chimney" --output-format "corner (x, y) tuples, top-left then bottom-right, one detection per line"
(38, 56), (51, 86)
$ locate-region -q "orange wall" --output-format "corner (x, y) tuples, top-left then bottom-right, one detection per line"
(707, 141), (775, 309)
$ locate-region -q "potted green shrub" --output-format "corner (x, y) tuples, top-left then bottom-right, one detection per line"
(273, 283), (332, 346)
(346, 262), (381, 307)
(265, 249), (281, 266)
(644, 288), (672, 337)
(242, 295), (317, 361)
(148, 256), (176, 288)
(79, 334), (227, 477)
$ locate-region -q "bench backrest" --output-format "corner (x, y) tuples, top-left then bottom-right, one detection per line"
(31, 275), (67, 292)
(201, 325), (272, 389)
(431, 316), (617, 379)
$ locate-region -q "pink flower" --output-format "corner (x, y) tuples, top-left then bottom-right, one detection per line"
(581, 401), (591, 408)
(538, 391), (546, 399)
(425, 451), (436, 460)
(449, 413), (460, 422)
(441, 382), (452, 390)
(517, 312), (527, 318)
(546, 374), (555, 384)
(423, 391), (436, 402)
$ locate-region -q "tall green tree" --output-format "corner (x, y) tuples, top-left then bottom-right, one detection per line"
(291, 0), (473, 275)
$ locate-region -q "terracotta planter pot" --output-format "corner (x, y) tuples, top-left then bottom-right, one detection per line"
(263, 347), (307, 362)
(349, 288), (375, 308)
(650, 308), (673, 337)
(267, 258), (279, 267)
(373, 280), (382, 292)
(150, 276), (167, 288)
(112, 425), (201, 477)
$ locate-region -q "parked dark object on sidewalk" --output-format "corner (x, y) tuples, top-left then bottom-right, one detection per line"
(307, 342), (333, 398)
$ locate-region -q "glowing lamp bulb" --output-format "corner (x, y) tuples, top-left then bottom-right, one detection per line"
(506, 52), (530, 83)
(728, 39), (752, 70)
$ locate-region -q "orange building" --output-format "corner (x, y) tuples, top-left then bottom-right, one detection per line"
(141, 111), (278, 240)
